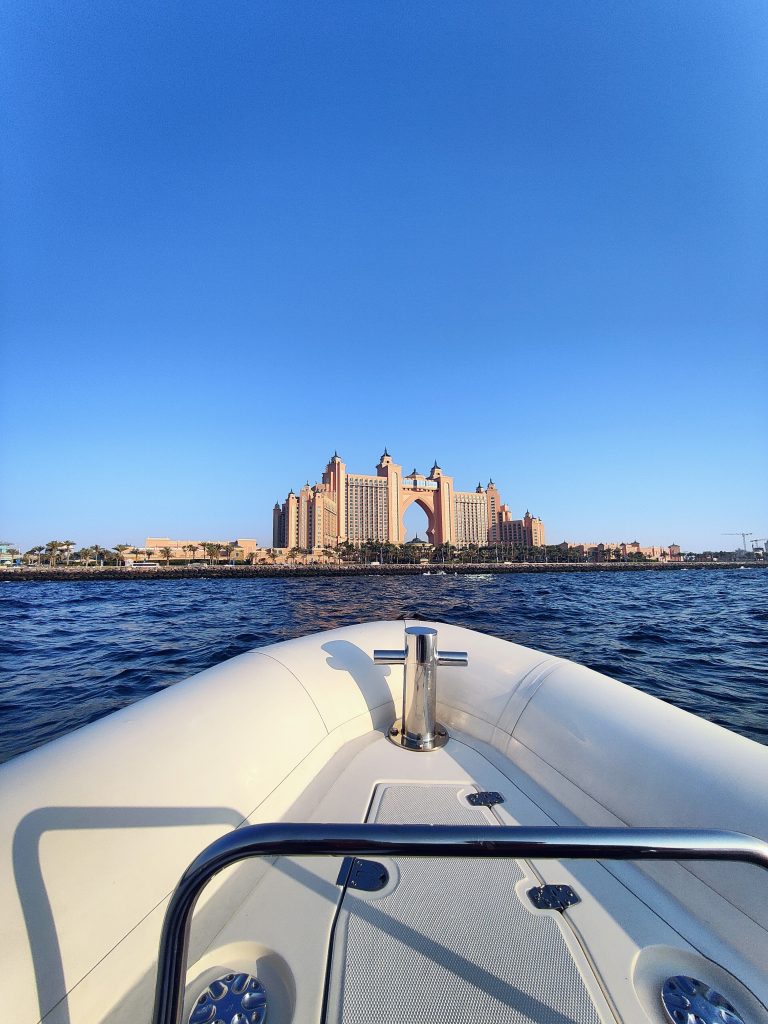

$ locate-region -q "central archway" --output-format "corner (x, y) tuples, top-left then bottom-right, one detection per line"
(400, 492), (436, 545)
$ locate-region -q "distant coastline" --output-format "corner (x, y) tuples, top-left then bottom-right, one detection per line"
(1, 562), (763, 582)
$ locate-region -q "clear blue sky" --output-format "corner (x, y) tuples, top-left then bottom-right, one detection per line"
(2, 1), (766, 552)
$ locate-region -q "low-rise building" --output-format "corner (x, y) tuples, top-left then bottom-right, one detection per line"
(562, 541), (682, 562)
(143, 538), (261, 562)
(0, 544), (17, 566)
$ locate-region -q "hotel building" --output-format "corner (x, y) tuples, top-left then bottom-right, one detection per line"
(273, 451), (545, 551)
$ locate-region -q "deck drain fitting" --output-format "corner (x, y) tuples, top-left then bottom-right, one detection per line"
(188, 971), (267, 1024)
(661, 976), (745, 1024)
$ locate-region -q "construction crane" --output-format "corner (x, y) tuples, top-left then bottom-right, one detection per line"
(751, 537), (767, 552)
(722, 532), (752, 552)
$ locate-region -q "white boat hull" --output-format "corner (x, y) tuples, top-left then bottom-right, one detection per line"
(2, 621), (767, 1024)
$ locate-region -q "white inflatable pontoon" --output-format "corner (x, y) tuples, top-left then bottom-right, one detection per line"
(2, 620), (767, 1024)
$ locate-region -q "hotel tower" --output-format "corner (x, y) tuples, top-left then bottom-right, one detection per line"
(273, 451), (544, 550)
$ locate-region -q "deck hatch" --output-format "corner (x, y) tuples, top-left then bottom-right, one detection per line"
(326, 784), (608, 1024)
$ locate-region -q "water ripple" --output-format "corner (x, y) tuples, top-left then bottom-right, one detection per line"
(1, 571), (767, 763)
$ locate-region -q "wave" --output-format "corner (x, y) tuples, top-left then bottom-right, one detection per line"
(1, 570), (766, 762)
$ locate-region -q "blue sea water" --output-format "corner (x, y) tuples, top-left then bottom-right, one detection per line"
(1, 570), (766, 764)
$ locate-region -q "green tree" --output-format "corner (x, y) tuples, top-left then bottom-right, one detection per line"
(160, 546), (173, 566)
(45, 540), (63, 566)
(76, 546), (94, 566)
(114, 544), (131, 566)
(26, 546), (45, 566)
(338, 540), (356, 564)
(204, 543), (222, 564)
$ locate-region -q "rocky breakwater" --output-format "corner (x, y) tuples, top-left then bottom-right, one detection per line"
(1, 562), (762, 582)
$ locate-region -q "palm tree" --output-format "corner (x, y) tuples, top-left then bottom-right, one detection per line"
(183, 544), (195, 564)
(129, 547), (141, 563)
(45, 540), (62, 566)
(204, 543), (222, 564)
(26, 545), (44, 566)
(160, 546), (173, 566)
(114, 544), (131, 566)
(338, 540), (355, 564)
(77, 546), (94, 566)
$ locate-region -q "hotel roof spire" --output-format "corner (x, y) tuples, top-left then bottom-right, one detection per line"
(377, 447), (394, 469)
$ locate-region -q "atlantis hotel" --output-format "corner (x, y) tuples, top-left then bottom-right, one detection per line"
(273, 451), (545, 551)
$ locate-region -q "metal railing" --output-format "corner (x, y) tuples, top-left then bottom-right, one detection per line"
(151, 822), (768, 1024)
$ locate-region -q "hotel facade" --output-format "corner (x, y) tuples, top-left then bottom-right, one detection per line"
(273, 450), (545, 551)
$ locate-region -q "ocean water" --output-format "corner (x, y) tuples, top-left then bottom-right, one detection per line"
(1, 569), (766, 764)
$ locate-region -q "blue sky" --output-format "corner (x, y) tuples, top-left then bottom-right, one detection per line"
(2, 1), (766, 552)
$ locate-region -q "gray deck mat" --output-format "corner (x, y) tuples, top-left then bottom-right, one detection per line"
(327, 784), (604, 1024)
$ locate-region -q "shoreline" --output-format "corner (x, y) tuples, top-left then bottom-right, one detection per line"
(1, 561), (763, 582)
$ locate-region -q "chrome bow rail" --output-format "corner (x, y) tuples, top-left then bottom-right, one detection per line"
(151, 823), (768, 1024)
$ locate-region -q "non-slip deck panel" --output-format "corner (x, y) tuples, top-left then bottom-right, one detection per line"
(327, 784), (605, 1024)
(375, 783), (493, 825)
